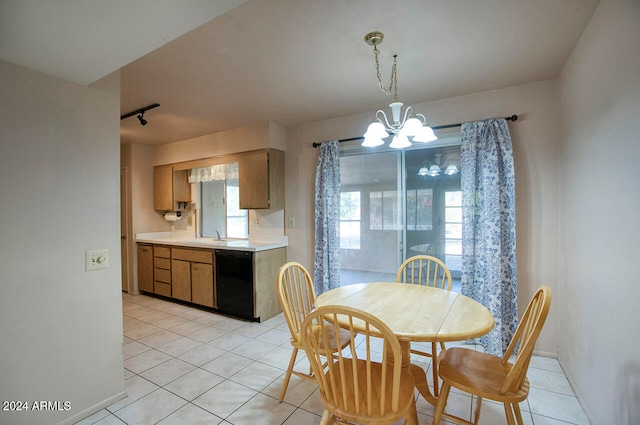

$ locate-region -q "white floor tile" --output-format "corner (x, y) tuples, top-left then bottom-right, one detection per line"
(124, 349), (172, 374)
(231, 338), (279, 360)
(74, 293), (593, 425)
(139, 358), (196, 386)
(122, 341), (151, 360)
(281, 407), (321, 425)
(528, 387), (591, 424)
(155, 336), (202, 357)
(163, 368), (224, 401)
(107, 375), (159, 413)
(137, 329), (182, 348)
(155, 403), (223, 425)
(113, 388), (187, 425)
(229, 361), (284, 391)
(192, 380), (257, 419)
(201, 351), (253, 378)
(225, 393), (296, 425)
(178, 343), (226, 366)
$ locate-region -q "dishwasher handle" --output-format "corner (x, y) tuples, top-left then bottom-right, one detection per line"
(215, 249), (252, 258)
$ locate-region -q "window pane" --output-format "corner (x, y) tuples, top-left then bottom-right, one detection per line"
(370, 191), (382, 230)
(445, 255), (462, 271)
(406, 190), (416, 231)
(445, 191), (462, 206)
(201, 181), (225, 237)
(416, 189), (433, 231)
(340, 191), (361, 249)
(226, 179), (248, 239)
(445, 206), (462, 223)
(340, 221), (361, 249)
(445, 239), (462, 255)
(383, 191), (399, 230)
(341, 192), (360, 220)
(445, 223), (462, 239)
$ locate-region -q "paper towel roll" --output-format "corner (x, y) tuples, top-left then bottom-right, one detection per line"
(164, 212), (181, 222)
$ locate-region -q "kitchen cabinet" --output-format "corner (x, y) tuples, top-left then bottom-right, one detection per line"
(154, 165), (191, 211)
(153, 246), (172, 297)
(171, 259), (191, 302)
(136, 241), (285, 321)
(253, 247), (286, 321)
(191, 262), (214, 307)
(238, 149), (284, 210)
(137, 244), (153, 293)
(171, 247), (214, 307)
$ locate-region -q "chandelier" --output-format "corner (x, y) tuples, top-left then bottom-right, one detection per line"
(362, 31), (437, 149)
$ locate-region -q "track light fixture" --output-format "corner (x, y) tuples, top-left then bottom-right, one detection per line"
(137, 112), (148, 126)
(120, 103), (159, 126)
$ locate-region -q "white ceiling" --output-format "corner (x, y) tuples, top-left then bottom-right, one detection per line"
(1, 0), (601, 147)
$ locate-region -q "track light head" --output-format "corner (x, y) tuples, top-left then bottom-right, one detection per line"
(120, 103), (159, 126)
(137, 113), (148, 126)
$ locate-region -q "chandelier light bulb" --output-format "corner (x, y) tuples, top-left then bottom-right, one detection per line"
(364, 119), (389, 139)
(389, 133), (411, 149)
(362, 136), (385, 147)
(412, 125), (437, 143)
(403, 115), (423, 137)
(445, 165), (459, 175)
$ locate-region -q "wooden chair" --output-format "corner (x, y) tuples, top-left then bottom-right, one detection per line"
(301, 305), (419, 425)
(276, 262), (350, 402)
(396, 255), (452, 395)
(432, 285), (553, 425)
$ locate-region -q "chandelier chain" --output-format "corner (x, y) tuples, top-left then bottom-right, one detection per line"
(373, 45), (399, 101)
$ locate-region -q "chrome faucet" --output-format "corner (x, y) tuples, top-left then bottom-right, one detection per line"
(215, 229), (222, 241)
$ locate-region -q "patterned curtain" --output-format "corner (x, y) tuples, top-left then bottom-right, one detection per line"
(313, 141), (341, 295)
(461, 118), (518, 357)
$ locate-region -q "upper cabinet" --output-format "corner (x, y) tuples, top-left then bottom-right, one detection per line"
(238, 149), (284, 210)
(154, 165), (191, 211)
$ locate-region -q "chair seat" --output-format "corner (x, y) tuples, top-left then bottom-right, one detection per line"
(322, 358), (416, 424)
(438, 347), (530, 403)
(290, 324), (352, 355)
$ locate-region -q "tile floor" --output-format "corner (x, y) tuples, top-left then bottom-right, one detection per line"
(75, 293), (591, 425)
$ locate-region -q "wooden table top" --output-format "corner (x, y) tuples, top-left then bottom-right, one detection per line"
(315, 282), (495, 343)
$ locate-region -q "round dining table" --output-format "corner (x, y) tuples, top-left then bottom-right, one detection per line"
(315, 282), (495, 406)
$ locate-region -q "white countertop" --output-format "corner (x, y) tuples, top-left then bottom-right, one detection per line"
(135, 232), (288, 252)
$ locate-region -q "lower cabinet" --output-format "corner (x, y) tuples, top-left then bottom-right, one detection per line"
(191, 262), (214, 307)
(154, 246), (172, 297)
(137, 244), (153, 292)
(171, 248), (215, 308)
(136, 243), (284, 321)
(171, 259), (192, 302)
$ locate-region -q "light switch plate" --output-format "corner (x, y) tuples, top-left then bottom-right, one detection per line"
(86, 249), (109, 271)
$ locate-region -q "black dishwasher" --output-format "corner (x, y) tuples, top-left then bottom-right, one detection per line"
(215, 250), (255, 320)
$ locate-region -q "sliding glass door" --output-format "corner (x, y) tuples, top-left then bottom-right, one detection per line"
(339, 141), (461, 289)
(339, 151), (403, 284)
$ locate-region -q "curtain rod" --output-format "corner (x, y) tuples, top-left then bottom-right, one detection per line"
(312, 114), (518, 148)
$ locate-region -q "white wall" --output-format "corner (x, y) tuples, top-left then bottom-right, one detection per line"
(0, 61), (125, 425)
(558, 0), (640, 423)
(285, 79), (561, 356)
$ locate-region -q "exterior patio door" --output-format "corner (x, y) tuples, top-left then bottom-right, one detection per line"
(338, 142), (461, 286)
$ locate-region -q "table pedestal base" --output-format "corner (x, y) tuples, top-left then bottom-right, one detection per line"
(400, 340), (438, 406)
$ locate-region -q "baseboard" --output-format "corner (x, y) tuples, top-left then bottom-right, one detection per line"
(55, 390), (127, 425)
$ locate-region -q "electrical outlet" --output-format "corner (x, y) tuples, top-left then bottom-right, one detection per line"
(85, 249), (109, 271)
